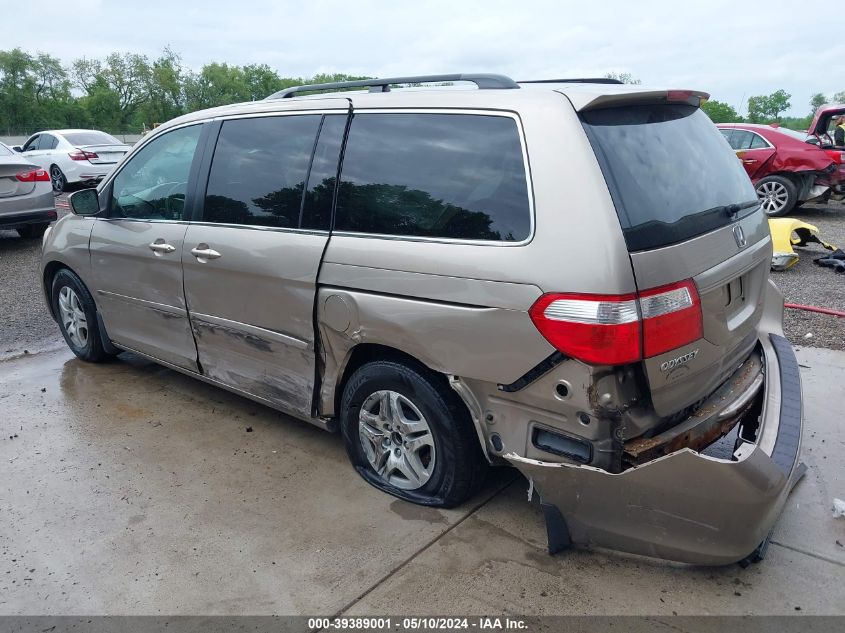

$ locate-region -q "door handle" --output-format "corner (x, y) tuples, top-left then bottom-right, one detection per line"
(148, 240), (176, 254)
(190, 244), (222, 261)
(742, 159), (758, 164)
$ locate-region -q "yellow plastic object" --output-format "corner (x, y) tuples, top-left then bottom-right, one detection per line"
(767, 218), (837, 271)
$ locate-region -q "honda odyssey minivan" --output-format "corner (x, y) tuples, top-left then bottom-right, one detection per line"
(41, 74), (803, 565)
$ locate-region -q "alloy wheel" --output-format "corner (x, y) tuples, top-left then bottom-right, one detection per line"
(358, 390), (436, 490)
(50, 166), (65, 192)
(58, 286), (89, 348)
(757, 181), (789, 215)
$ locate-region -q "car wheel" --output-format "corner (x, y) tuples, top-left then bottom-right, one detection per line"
(51, 269), (114, 362)
(756, 175), (797, 217)
(50, 165), (66, 193)
(340, 360), (487, 508)
(16, 223), (49, 238)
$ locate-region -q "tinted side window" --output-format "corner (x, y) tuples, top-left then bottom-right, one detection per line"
(204, 115), (321, 228)
(731, 130), (755, 150)
(719, 129), (736, 148)
(336, 114), (530, 241)
(111, 124), (202, 221)
(23, 136), (40, 152)
(301, 114), (346, 231)
(748, 133), (769, 149)
(39, 134), (58, 150)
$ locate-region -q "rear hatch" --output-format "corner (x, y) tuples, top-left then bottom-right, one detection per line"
(581, 101), (771, 417)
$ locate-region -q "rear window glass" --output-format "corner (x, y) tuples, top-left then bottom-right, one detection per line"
(582, 105), (758, 251)
(63, 131), (121, 146)
(336, 113), (531, 241)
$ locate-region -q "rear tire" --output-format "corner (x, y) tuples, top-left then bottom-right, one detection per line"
(756, 175), (797, 217)
(51, 269), (114, 363)
(50, 165), (66, 193)
(340, 359), (487, 508)
(17, 223), (49, 238)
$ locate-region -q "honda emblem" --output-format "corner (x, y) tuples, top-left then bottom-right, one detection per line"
(733, 225), (747, 249)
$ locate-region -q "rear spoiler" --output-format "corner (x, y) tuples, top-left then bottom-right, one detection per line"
(561, 87), (710, 112)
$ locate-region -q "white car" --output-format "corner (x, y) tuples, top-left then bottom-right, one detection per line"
(14, 130), (131, 192)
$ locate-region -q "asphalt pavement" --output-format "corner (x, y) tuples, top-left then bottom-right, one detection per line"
(0, 345), (843, 615)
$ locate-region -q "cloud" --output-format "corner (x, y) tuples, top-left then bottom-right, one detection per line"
(5, 0), (841, 116)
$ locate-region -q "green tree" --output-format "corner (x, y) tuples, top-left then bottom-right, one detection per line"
(0, 48), (37, 133)
(810, 92), (827, 113)
(747, 89), (791, 123)
(73, 52), (153, 130)
(604, 72), (641, 84)
(141, 47), (188, 126)
(701, 100), (740, 123)
(834, 91), (845, 104)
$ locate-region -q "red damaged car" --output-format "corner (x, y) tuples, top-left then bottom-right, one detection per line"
(717, 122), (844, 216)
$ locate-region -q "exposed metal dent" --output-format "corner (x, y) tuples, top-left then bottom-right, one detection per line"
(624, 351), (764, 465)
(191, 312), (309, 350)
(448, 376), (492, 462)
(96, 289), (185, 317)
(502, 331), (802, 566)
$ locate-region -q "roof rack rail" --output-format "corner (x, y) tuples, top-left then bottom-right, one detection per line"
(519, 78), (624, 84)
(265, 73), (520, 100)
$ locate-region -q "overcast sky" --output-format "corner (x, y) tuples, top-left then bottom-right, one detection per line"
(7, 0), (843, 117)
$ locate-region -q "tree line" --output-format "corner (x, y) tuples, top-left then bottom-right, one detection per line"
(702, 89), (845, 130)
(0, 47), (369, 135)
(2, 49), (842, 136)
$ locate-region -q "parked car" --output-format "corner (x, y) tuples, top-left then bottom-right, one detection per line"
(13, 129), (130, 192)
(42, 74), (802, 566)
(807, 103), (845, 149)
(0, 141), (57, 238)
(717, 123), (842, 216)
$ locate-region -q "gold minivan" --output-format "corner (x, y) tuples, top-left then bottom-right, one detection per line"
(41, 75), (803, 565)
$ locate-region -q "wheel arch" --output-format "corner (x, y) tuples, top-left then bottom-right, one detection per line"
(331, 343), (443, 418)
(42, 260), (72, 321)
(323, 341), (491, 462)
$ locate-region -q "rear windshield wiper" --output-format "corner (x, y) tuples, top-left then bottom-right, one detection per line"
(715, 200), (760, 218)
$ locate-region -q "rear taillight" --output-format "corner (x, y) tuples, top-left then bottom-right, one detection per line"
(824, 150), (845, 165)
(529, 279), (702, 366)
(638, 279), (702, 357)
(15, 169), (50, 182)
(68, 150), (98, 161)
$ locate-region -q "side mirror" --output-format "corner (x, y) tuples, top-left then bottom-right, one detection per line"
(68, 188), (100, 216)
(806, 137), (820, 146)
(12, 145), (22, 152)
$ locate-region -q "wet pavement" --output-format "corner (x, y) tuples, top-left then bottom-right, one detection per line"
(1, 345), (843, 615)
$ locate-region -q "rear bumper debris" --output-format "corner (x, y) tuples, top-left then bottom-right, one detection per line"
(505, 333), (803, 566)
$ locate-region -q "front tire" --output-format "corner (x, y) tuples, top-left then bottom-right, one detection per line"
(340, 360), (487, 508)
(50, 165), (66, 193)
(756, 175), (797, 217)
(51, 269), (113, 362)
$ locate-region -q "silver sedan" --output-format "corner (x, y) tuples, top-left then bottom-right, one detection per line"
(0, 142), (57, 238)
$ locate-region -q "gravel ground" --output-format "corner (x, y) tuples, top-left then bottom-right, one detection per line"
(0, 193), (67, 357)
(774, 200), (845, 351)
(0, 195), (842, 358)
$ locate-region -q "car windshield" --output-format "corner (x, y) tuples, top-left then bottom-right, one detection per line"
(0, 143), (13, 157)
(63, 131), (121, 146)
(581, 104), (758, 251)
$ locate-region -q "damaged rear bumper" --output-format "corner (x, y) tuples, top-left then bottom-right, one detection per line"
(505, 333), (802, 566)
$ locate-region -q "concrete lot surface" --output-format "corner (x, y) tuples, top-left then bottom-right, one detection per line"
(1, 346), (844, 616)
